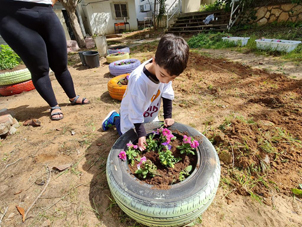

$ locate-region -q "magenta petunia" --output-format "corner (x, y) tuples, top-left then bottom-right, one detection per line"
(137, 156), (147, 169)
(118, 151), (127, 161)
(127, 143), (133, 148)
(190, 140), (199, 149)
(183, 135), (191, 144)
(133, 145), (138, 149)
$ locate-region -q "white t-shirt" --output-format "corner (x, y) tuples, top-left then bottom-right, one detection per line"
(14, 0), (52, 4)
(120, 59), (174, 134)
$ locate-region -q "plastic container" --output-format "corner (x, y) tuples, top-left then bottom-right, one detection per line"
(83, 51), (100, 68)
(222, 37), (250, 46)
(255, 39), (301, 53)
(78, 51), (87, 66)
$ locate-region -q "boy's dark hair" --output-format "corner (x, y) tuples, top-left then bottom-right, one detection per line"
(155, 33), (189, 76)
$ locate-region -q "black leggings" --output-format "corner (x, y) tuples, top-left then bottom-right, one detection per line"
(0, 2), (76, 107)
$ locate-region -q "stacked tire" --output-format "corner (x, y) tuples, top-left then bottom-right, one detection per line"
(106, 46), (131, 63)
(107, 73), (129, 101)
(109, 59), (141, 76)
(106, 52), (130, 63)
(0, 68), (35, 96)
(107, 45), (130, 54)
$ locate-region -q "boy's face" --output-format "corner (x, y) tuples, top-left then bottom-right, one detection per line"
(155, 64), (177, 83)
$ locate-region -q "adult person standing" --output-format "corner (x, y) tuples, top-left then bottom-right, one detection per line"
(0, 0), (90, 120)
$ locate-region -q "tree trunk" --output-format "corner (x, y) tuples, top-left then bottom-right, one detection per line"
(61, 1), (86, 48)
(153, 0), (157, 30)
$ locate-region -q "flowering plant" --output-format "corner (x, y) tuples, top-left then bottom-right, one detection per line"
(109, 51), (126, 57)
(135, 157), (157, 179)
(114, 61), (135, 66)
(117, 75), (129, 85)
(177, 135), (199, 155)
(118, 126), (200, 183)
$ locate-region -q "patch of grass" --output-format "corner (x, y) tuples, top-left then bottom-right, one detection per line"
(106, 195), (117, 211)
(188, 23), (302, 62)
(188, 32), (237, 49)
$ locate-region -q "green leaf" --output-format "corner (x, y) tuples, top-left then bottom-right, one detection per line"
(299, 184), (302, 189)
(185, 165), (192, 173)
(291, 188), (302, 197)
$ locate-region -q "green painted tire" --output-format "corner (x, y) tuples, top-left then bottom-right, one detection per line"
(106, 122), (220, 227)
(0, 68), (31, 86)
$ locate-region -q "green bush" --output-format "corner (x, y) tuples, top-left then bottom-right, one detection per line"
(187, 32), (236, 49)
(0, 44), (20, 70)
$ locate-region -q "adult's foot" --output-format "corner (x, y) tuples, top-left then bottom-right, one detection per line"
(50, 106), (64, 120)
(69, 95), (90, 105)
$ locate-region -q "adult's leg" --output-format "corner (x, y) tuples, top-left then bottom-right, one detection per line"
(40, 9), (77, 99)
(0, 10), (58, 108)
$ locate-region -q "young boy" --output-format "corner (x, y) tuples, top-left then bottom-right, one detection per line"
(102, 34), (189, 150)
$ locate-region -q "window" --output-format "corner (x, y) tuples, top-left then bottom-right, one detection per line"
(113, 3), (128, 19)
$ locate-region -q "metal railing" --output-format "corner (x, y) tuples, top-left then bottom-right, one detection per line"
(228, 0), (244, 31)
(166, 0), (182, 28)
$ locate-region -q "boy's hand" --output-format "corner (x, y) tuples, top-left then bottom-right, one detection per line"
(138, 136), (147, 151)
(164, 118), (174, 127)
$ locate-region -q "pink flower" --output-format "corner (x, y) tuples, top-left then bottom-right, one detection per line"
(162, 128), (171, 137)
(190, 140), (199, 149)
(118, 151), (127, 161)
(137, 156), (147, 169)
(133, 145), (138, 149)
(183, 135), (191, 144)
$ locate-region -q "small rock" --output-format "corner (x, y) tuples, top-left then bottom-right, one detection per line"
(42, 219), (51, 227)
(9, 126), (17, 135)
(0, 124), (9, 136)
(259, 120), (275, 126)
(12, 118), (20, 128)
(219, 150), (232, 165)
(8, 213), (15, 219)
(263, 155), (270, 165)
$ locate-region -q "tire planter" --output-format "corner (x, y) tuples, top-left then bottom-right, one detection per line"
(106, 52), (130, 63)
(108, 45), (130, 54)
(0, 80), (35, 96)
(106, 121), (221, 227)
(107, 73), (129, 101)
(0, 68), (31, 86)
(109, 59), (141, 76)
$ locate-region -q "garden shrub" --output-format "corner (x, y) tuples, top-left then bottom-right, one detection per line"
(0, 44), (20, 70)
(187, 32), (236, 49)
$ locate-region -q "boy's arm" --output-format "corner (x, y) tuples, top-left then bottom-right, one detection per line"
(134, 123), (147, 150)
(163, 98), (174, 127)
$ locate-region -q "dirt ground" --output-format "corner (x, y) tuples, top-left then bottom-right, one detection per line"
(1, 32), (302, 227)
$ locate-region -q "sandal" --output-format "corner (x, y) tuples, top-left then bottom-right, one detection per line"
(70, 95), (90, 105)
(50, 106), (64, 121)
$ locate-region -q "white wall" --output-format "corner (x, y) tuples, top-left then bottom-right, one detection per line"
(182, 0), (201, 13)
(135, 0), (175, 21)
(81, 0), (137, 35)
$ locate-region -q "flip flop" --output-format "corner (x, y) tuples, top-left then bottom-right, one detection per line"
(70, 95), (90, 105)
(50, 106), (64, 121)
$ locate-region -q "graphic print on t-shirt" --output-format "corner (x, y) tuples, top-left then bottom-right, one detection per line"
(144, 100), (160, 118)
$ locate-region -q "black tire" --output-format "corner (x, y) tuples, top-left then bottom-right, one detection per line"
(106, 121), (220, 227)
(109, 59), (141, 76)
